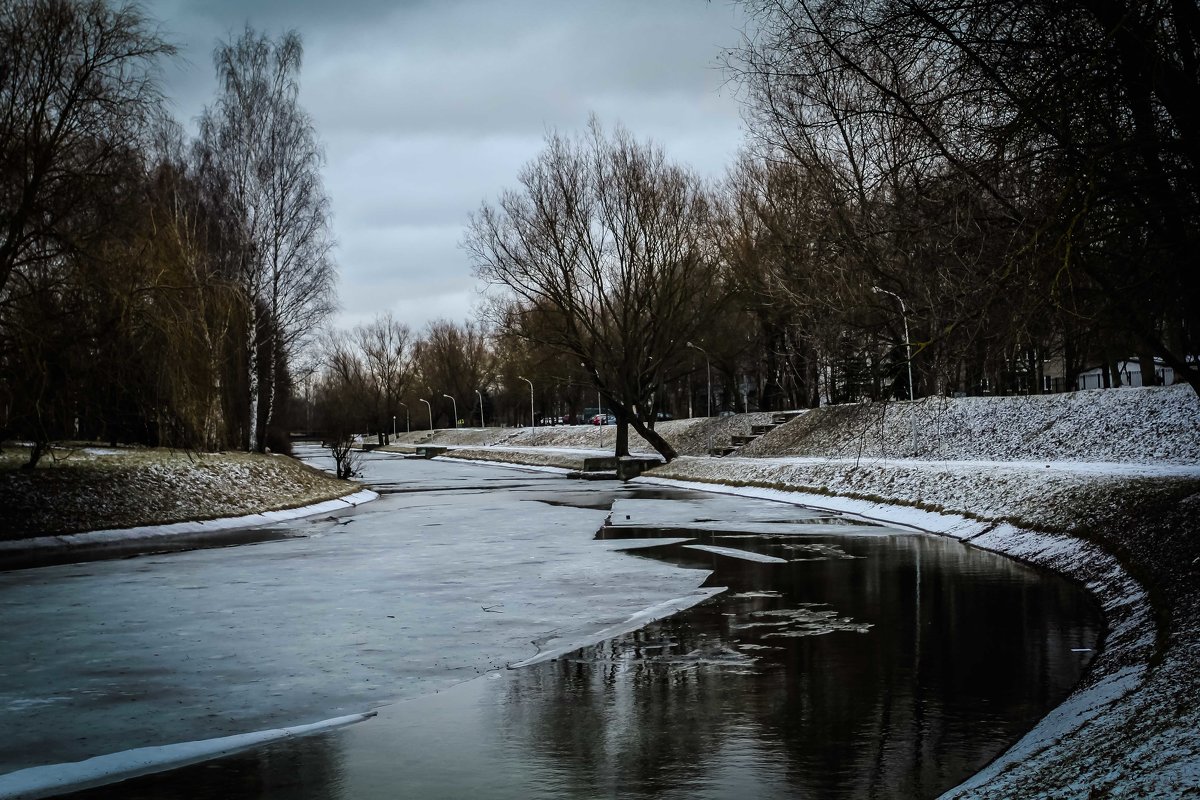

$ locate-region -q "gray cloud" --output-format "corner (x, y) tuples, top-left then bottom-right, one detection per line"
(143, 0), (748, 333)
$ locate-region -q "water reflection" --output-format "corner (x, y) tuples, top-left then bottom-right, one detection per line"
(484, 530), (1100, 799)
(62, 517), (1101, 799)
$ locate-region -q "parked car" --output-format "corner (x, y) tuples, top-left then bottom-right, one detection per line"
(591, 413), (616, 425)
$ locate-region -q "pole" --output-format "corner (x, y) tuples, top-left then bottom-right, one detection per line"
(419, 398), (432, 430)
(476, 389), (485, 429)
(873, 286), (918, 455)
(518, 376), (534, 444)
(392, 415), (396, 439)
(442, 394), (457, 429)
(688, 342), (712, 454)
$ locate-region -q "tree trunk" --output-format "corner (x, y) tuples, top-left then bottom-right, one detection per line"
(260, 333), (276, 453)
(1137, 351), (1159, 386)
(23, 439), (46, 470)
(628, 415), (678, 462)
(245, 299), (260, 451)
(615, 419), (630, 457)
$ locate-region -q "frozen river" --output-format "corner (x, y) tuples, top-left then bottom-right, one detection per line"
(0, 448), (1102, 798)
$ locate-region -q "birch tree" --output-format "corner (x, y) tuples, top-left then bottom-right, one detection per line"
(196, 28), (335, 451)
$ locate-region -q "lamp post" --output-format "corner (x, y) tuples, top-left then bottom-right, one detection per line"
(873, 286), (917, 455)
(475, 389), (485, 429)
(518, 376), (534, 444)
(442, 394), (458, 429)
(399, 401), (410, 434)
(392, 415), (396, 440)
(419, 398), (432, 430)
(687, 342), (712, 455)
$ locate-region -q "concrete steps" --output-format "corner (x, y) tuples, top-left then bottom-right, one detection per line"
(709, 411), (802, 457)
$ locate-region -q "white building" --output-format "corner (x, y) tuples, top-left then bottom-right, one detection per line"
(1075, 359), (1177, 390)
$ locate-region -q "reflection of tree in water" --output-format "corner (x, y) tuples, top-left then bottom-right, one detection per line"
(496, 627), (785, 797)
(496, 533), (1101, 799)
(59, 733), (346, 800)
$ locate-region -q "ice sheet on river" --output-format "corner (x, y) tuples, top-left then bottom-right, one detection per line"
(0, 454), (713, 775)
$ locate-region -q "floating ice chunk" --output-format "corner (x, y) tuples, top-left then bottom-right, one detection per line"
(3, 696), (71, 711)
(0, 711), (376, 799)
(600, 537), (694, 550)
(510, 587), (727, 668)
(781, 542), (861, 561)
(682, 544), (787, 564)
(744, 606), (873, 637)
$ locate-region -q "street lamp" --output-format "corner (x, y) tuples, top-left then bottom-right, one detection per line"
(687, 342), (713, 455)
(518, 376), (534, 444)
(392, 415), (396, 439)
(475, 389), (485, 429)
(399, 401), (410, 434)
(419, 398), (432, 430)
(442, 394), (458, 429)
(872, 286), (917, 455)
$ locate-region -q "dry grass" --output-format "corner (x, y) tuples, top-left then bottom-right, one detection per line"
(0, 444), (354, 541)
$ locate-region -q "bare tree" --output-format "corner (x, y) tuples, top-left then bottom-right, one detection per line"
(0, 0), (174, 301)
(352, 312), (413, 436)
(466, 120), (725, 461)
(728, 0), (1200, 395)
(411, 319), (493, 428)
(196, 27), (335, 451)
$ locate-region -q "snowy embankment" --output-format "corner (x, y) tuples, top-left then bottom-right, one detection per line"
(424, 385), (1200, 797)
(0, 446), (371, 549)
(0, 490), (378, 555)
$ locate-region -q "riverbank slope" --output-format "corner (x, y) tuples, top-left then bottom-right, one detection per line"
(0, 445), (360, 542)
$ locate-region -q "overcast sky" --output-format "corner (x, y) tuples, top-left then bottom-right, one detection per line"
(143, 0), (749, 333)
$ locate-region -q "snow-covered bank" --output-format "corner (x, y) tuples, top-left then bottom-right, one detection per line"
(393, 384), (1200, 464)
(0, 489), (378, 555)
(742, 383), (1200, 464)
(0, 447), (362, 542)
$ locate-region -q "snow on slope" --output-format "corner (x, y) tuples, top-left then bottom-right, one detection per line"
(740, 384), (1199, 464)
